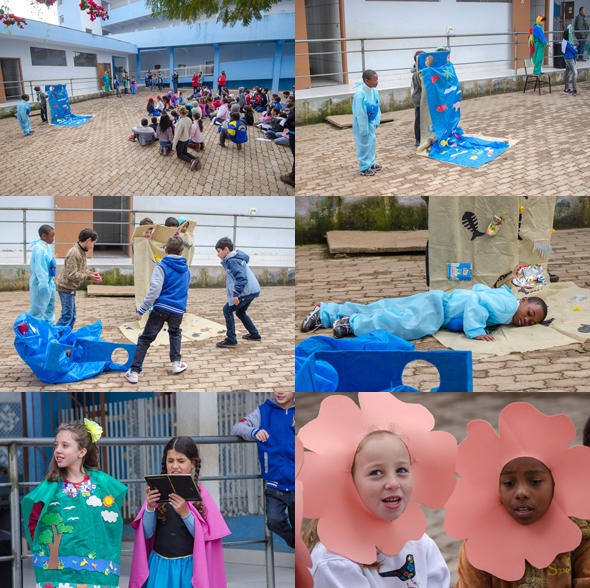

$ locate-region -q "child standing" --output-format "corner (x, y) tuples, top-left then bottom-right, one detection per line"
(125, 236), (191, 383)
(172, 106), (201, 171)
(563, 29), (579, 95)
(55, 228), (102, 329)
(131, 76), (137, 94)
(17, 94), (33, 136)
(215, 237), (261, 348)
(114, 77), (122, 98)
(34, 86), (49, 123)
(411, 51), (425, 146)
(353, 69), (381, 176)
(129, 436), (230, 588)
(21, 420), (127, 588)
(28, 224), (56, 325)
(232, 391), (295, 548)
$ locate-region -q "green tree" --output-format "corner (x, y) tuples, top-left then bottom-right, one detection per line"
(144, 0), (281, 27)
(38, 513), (73, 569)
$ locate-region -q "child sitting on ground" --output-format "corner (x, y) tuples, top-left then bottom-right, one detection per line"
(149, 116), (158, 132)
(353, 68), (382, 176)
(215, 237), (261, 347)
(147, 97), (160, 117)
(241, 104), (254, 126)
(212, 98), (229, 125)
(188, 111), (205, 151)
(155, 112), (174, 155)
(128, 118), (157, 145)
(217, 112), (248, 150)
(301, 284), (547, 342)
(170, 109), (180, 124)
(232, 391), (295, 548)
(177, 90), (186, 105)
(125, 236), (190, 383)
(155, 95), (165, 112)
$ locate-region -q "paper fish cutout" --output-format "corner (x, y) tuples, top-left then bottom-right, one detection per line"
(432, 74), (440, 83)
(92, 563), (98, 569)
(532, 239), (553, 258)
(578, 325), (590, 333)
(80, 558), (88, 566)
(440, 139), (448, 147)
(462, 212), (486, 240)
(444, 85), (458, 94)
(436, 104), (448, 112)
(453, 102), (461, 110)
(379, 554), (416, 579)
(470, 156), (478, 160)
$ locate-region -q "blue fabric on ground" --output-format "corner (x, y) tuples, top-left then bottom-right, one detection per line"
(13, 313), (136, 384)
(45, 85), (93, 127)
(421, 61), (509, 168)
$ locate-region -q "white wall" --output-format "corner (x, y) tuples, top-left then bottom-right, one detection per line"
(79, 9), (103, 36)
(342, 0), (513, 80)
(0, 197), (55, 254)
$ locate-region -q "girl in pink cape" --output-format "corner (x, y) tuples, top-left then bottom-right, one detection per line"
(129, 436), (230, 588)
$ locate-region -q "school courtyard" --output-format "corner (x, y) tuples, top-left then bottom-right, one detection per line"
(1, 90), (294, 196)
(295, 228), (590, 392)
(2, 286), (294, 392)
(295, 81), (590, 196)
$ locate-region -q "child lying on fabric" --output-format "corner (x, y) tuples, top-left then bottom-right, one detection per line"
(300, 284), (547, 342)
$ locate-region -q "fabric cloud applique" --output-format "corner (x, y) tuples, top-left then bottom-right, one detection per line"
(101, 510), (119, 523)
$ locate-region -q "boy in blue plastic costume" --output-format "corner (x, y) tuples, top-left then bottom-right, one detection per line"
(300, 284), (547, 342)
(28, 225), (56, 325)
(353, 69), (381, 176)
(17, 94), (33, 137)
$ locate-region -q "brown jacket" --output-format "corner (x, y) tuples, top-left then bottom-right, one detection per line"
(55, 243), (93, 292)
(456, 518), (590, 588)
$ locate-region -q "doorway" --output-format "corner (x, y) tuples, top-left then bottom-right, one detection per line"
(0, 58), (23, 103)
(93, 196), (132, 258)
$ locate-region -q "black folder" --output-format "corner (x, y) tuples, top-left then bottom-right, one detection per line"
(144, 474), (202, 503)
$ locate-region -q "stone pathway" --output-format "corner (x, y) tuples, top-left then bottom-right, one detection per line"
(295, 228), (590, 392)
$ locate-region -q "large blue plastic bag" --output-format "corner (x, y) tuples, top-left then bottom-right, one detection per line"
(14, 313), (136, 384)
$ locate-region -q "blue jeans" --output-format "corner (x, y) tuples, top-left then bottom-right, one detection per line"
(131, 308), (183, 373)
(265, 487), (294, 548)
(578, 38), (587, 60)
(223, 298), (259, 342)
(56, 291), (77, 329)
(173, 82), (178, 93)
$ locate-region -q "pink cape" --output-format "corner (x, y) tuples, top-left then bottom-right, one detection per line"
(129, 486), (231, 588)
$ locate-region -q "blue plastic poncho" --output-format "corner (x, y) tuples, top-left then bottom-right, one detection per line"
(17, 99), (31, 135)
(28, 240), (56, 325)
(320, 284), (519, 340)
(352, 84), (381, 172)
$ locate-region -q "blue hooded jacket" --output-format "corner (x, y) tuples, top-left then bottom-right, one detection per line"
(221, 250), (261, 306)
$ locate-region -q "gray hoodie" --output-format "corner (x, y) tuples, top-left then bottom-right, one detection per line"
(410, 63), (422, 108)
(238, 87), (246, 109)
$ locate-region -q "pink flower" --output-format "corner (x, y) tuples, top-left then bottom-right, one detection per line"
(444, 402), (590, 581)
(297, 393), (457, 564)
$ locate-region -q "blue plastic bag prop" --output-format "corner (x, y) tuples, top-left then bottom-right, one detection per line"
(418, 54), (509, 168)
(14, 313), (136, 384)
(45, 85), (93, 127)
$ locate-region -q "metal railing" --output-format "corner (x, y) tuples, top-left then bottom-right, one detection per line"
(0, 207), (295, 263)
(0, 435), (277, 588)
(295, 29), (583, 81)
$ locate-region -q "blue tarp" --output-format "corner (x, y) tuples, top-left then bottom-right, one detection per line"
(14, 313), (136, 384)
(46, 84), (93, 127)
(418, 53), (510, 168)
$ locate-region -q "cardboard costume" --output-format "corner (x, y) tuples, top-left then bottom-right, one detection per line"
(21, 469), (128, 588)
(445, 403), (590, 582)
(129, 486), (231, 588)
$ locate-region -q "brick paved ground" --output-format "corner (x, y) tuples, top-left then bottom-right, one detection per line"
(295, 228), (590, 392)
(295, 82), (590, 196)
(2, 286), (294, 391)
(1, 89), (294, 196)
(296, 392), (590, 587)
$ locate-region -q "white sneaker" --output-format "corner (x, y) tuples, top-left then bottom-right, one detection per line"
(172, 361), (188, 374)
(125, 370), (139, 383)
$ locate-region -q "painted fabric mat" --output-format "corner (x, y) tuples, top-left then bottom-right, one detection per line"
(433, 282), (590, 359)
(46, 84), (93, 127)
(119, 313), (226, 346)
(420, 57), (510, 168)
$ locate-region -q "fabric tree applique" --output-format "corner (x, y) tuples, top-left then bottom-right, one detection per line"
(38, 513), (73, 569)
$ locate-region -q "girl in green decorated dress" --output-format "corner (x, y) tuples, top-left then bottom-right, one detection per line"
(21, 419), (127, 588)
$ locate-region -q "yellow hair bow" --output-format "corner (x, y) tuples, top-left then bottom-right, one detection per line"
(84, 418), (103, 443)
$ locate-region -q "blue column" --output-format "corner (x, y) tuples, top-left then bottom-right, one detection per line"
(136, 50), (142, 85)
(169, 47), (174, 87)
(213, 43), (220, 91)
(272, 40), (285, 93)
(111, 56), (116, 79)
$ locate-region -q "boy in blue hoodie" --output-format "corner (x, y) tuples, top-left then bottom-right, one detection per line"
(563, 28), (579, 95)
(232, 391), (295, 548)
(126, 236), (190, 383)
(215, 237), (261, 348)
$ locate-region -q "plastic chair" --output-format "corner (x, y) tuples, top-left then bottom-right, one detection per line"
(295, 350), (473, 392)
(523, 58), (551, 94)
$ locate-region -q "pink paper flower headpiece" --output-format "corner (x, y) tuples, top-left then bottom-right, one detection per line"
(444, 402), (590, 581)
(297, 393), (458, 564)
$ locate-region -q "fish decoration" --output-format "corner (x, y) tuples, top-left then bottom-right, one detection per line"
(462, 212), (486, 240)
(440, 139), (448, 147)
(431, 74), (440, 83)
(532, 239), (553, 258)
(469, 156), (478, 160)
(80, 558), (88, 566)
(453, 102), (461, 111)
(436, 104), (448, 112)
(443, 85), (458, 94)
(493, 270), (513, 288)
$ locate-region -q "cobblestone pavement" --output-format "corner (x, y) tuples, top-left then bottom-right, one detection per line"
(295, 82), (590, 196)
(296, 392), (590, 587)
(2, 286), (294, 391)
(1, 90), (294, 196)
(295, 228), (590, 392)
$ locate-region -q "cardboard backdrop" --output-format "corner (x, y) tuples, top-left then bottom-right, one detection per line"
(45, 85), (93, 127)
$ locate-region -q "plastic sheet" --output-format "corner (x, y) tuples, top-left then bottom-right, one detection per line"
(45, 84), (93, 127)
(14, 313), (136, 384)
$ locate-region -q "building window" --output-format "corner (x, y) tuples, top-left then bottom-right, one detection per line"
(30, 47), (67, 66)
(59, 15), (64, 23)
(86, 28), (92, 34)
(206, 61), (214, 76)
(73, 52), (97, 67)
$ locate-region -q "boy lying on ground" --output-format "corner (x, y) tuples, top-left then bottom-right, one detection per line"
(300, 284), (547, 342)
